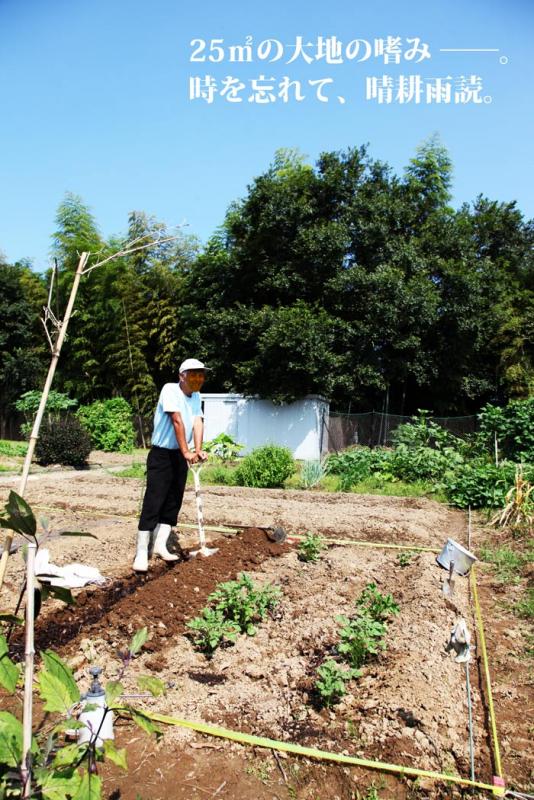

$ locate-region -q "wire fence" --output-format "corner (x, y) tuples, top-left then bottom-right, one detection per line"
(326, 411), (478, 451)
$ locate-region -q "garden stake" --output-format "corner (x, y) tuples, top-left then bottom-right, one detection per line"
(188, 464), (218, 558)
(21, 542), (36, 799)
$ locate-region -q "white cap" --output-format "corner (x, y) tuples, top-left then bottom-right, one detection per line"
(179, 358), (210, 372)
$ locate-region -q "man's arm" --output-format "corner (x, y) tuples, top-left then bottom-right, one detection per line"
(170, 412), (198, 463)
(192, 416), (208, 461)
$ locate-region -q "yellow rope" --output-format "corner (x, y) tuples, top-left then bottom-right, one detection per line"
(289, 533), (441, 553)
(470, 565), (503, 779)
(29, 506), (440, 552)
(143, 712), (498, 794)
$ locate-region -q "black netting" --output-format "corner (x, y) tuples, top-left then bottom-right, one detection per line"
(326, 411), (477, 451)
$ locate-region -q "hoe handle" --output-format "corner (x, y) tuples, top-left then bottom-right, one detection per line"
(190, 465), (206, 548)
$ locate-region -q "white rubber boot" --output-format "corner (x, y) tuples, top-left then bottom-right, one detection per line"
(133, 530), (150, 572)
(152, 523), (179, 562)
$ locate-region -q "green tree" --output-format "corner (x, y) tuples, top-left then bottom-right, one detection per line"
(0, 260), (46, 435)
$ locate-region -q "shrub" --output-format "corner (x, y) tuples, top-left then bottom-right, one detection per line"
(389, 444), (463, 483)
(35, 416), (92, 467)
(234, 444), (295, 488)
(77, 397), (136, 452)
(16, 390), (78, 438)
(442, 460), (534, 509)
(326, 447), (392, 491)
(479, 399), (534, 462)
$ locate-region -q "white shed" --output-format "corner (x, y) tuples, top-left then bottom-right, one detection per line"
(201, 394), (329, 461)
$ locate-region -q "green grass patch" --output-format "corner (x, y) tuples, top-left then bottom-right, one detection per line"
(0, 440), (27, 457)
(0, 464), (20, 472)
(114, 462), (146, 479)
(513, 588), (534, 620)
(284, 471), (338, 492)
(479, 541), (534, 584)
(348, 476), (446, 501)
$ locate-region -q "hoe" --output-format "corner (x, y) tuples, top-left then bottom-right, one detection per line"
(188, 463), (218, 558)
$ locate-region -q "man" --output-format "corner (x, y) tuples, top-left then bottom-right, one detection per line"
(133, 358), (209, 572)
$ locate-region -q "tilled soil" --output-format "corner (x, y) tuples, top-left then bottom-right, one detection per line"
(1, 463), (532, 799)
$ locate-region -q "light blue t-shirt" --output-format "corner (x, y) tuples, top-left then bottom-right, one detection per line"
(151, 383), (203, 450)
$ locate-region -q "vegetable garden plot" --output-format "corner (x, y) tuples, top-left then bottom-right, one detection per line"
(11, 527), (497, 798)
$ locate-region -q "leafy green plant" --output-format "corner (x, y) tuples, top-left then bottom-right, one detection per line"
(336, 613), (388, 669)
(299, 459), (328, 489)
(389, 443), (463, 483)
(77, 398), (136, 453)
(234, 444), (295, 488)
(314, 659), (359, 708)
(35, 416), (92, 467)
(443, 460), (532, 509)
(187, 574), (282, 653)
(16, 390), (78, 438)
(297, 532), (325, 563)
(391, 410), (465, 453)
(208, 573), (281, 635)
(185, 609), (240, 654)
(356, 583), (400, 621)
(396, 551), (415, 568)
(0, 627), (168, 800)
(203, 433), (244, 462)
(479, 399), (534, 462)
(326, 447), (392, 491)
(334, 584), (399, 672)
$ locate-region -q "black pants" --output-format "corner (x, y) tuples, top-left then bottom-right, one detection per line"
(138, 446), (188, 531)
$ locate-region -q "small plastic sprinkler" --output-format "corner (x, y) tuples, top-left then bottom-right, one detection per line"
(189, 463), (218, 558)
(77, 666), (114, 747)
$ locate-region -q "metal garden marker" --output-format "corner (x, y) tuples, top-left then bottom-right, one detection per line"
(189, 464), (218, 558)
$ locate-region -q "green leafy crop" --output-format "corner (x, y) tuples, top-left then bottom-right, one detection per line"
(314, 659), (359, 708)
(187, 574), (282, 653)
(297, 532), (325, 563)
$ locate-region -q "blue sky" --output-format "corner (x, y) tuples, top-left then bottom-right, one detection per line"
(0, 0), (532, 268)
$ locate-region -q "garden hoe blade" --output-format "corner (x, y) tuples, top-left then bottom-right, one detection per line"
(443, 560), (455, 598)
(189, 464), (218, 558)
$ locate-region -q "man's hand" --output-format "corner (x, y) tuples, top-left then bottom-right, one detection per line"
(197, 450), (209, 462)
(183, 450), (199, 464)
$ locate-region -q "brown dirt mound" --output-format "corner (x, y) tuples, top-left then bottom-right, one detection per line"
(10, 529), (290, 658)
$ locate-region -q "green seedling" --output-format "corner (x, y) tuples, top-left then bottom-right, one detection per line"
(314, 659), (359, 708)
(297, 532), (325, 563)
(186, 609), (240, 653)
(336, 613), (387, 669)
(356, 583), (400, 621)
(208, 573), (281, 636)
(397, 551), (414, 568)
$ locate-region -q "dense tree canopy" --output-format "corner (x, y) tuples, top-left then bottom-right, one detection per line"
(1, 138), (532, 431)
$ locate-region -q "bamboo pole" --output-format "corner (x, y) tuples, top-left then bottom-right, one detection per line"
(0, 252), (89, 594)
(21, 542), (36, 799)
